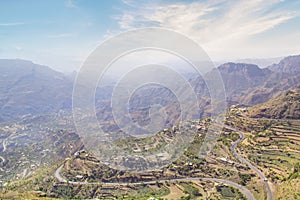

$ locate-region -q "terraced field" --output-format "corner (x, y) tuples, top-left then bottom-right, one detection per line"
(233, 117), (300, 199)
(2, 103), (298, 199)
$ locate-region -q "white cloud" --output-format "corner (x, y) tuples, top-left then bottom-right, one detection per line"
(0, 22), (25, 26)
(115, 0), (299, 60)
(15, 46), (23, 51)
(65, 0), (76, 8)
(47, 33), (76, 38)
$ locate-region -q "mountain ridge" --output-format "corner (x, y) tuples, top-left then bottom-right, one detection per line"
(268, 54), (300, 74)
(0, 59), (72, 121)
(0, 55), (299, 121)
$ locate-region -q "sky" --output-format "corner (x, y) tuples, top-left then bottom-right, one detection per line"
(0, 0), (300, 72)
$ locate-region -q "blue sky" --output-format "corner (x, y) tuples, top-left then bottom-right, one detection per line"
(0, 0), (300, 72)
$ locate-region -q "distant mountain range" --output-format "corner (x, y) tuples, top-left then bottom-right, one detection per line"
(0, 55), (299, 122)
(233, 57), (283, 68)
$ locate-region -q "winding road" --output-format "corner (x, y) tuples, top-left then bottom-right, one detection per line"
(227, 126), (273, 200)
(54, 125), (275, 200)
(0, 138), (8, 163)
(0, 155), (5, 163)
(54, 163), (255, 200)
(2, 138), (7, 152)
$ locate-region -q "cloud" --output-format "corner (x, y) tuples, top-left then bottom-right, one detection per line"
(121, 0), (135, 7)
(47, 33), (76, 38)
(65, 0), (76, 8)
(118, 1), (296, 41)
(15, 46), (23, 51)
(115, 0), (299, 59)
(0, 22), (25, 26)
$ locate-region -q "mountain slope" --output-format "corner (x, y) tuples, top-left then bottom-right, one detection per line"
(1, 55), (299, 122)
(0, 59), (72, 121)
(201, 56), (300, 106)
(214, 62), (271, 98)
(268, 55), (300, 74)
(248, 89), (300, 119)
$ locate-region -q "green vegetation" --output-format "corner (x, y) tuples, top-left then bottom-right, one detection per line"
(118, 185), (169, 200)
(216, 185), (247, 200)
(288, 162), (300, 181)
(238, 172), (252, 186)
(2, 90), (300, 199)
(180, 182), (201, 199)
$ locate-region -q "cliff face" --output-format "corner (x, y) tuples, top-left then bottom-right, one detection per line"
(214, 63), (271, 97)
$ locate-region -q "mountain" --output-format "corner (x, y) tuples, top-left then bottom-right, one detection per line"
(234, 57), (283, 68)
(0, 59), (72, 121)
(239, 56), (300, 105)
(248, 89), (300, 119)
(200, 56), (300, 106)
(268, 55), (300, 74)
(0, 56), (300, 199)
(93, 56), (300, 135)
(213, 62), (271, 98)
(1, 55), (299, 122)
(239, 73), (300, 105)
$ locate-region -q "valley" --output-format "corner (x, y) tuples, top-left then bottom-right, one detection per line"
(2, 90), (299, 199)
(1, 1), (300, 199)
(0, 57), (299, 199)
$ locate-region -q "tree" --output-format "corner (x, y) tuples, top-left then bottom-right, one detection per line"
(294, 162), (300, 173)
